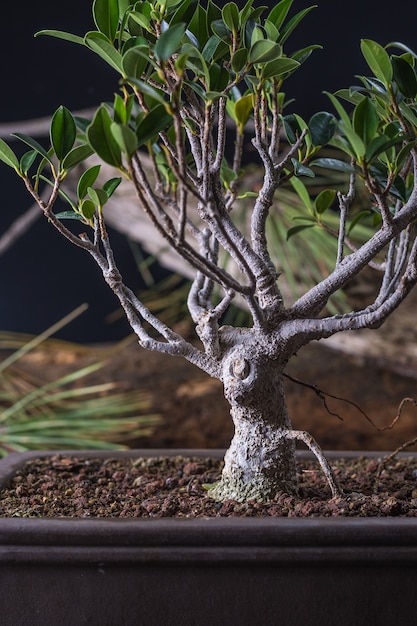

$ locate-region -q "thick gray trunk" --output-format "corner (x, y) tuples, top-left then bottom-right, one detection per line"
(210, 343), (298, 502)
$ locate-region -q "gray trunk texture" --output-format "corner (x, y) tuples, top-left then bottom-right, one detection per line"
(210, 338), (298, 502)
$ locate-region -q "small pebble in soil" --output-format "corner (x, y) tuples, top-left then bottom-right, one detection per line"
(1, 454), (417, 518)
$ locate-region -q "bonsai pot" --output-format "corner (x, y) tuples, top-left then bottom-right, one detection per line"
(1, 449), (417, 626)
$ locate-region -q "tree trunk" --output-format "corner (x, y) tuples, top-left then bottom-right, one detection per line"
(210, 341), (298, 502)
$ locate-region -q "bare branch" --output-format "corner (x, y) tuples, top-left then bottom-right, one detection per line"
(336, 171), (355, 266)
(211, 97), (227, 175)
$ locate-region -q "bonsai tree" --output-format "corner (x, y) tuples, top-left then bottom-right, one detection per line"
(2, 0), (417, 502)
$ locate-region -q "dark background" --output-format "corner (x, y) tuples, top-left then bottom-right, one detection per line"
(1, 0), (416, 341)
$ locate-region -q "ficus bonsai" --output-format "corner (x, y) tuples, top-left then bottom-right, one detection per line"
(2, 0), (417, 502)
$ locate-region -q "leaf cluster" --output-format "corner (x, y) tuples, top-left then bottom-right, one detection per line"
(1, 0), (417, 313)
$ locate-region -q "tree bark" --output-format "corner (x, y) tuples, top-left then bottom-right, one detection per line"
(210, 338), (298, 502)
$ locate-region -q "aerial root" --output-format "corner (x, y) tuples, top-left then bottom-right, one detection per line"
(281, 429), (342, 498)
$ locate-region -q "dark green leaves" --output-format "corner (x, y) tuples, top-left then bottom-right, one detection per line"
(93, 0), (120, 41)
(392, 55), (417, 98)
(352, 97), (378, 144)
(248, 40), (282, 64)
(136, 104), (173, 146)
(310, 158), (355, 173)
(0, 139), (19, 172)
(268, 0), (294, 31)
(234, 94), (253, 130)
(35, 30), (85, 46)
(50, 106), (76, 162)
(61, 144), (94, 172)
(72, 165), (122, 223)
(87, 105), (122, 167)
(314, 189), (336, 214)
(308, 112), (337, 146)
(360, 39), (393, 85)
(154, 23), (187, 61)
(110, 122), (139, 156)
(261, 57), (299, 80)
(85, 32), (123, 72)
(122, 46), (149, 79)
(222, 2), (240, 33)
(11, 133), (53, 165)
(77, 165), (101, 201)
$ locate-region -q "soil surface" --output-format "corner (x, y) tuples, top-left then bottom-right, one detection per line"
(1, 453), (417, 518)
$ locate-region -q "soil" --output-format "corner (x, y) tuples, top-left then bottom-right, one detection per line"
(3, 291), (417, 519)
(1, 453), (417, 518)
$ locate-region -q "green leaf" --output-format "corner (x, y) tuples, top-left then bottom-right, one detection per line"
(347, 210), (373, 235)
(360, 39), (393, 85)
(169, 0), (198, 26)
(234, 94), (253, 129)
(188, 4), (209, 44)
(268, 0), (294, 30)
(314, 189), (336, 214)
(11, 133), (53, 164)
(128, 10), (152, 32)
(283, 114), (302, 144)
(352, 97), (379, 144)
(88, 187), (108, 207)
(50, 106), (76, 161)
(324, 91), (352, 128)
(61, 144), (94, 171)
(291, 44), (322, 65)
(181, 43), (210, 85)
(291, 158), (315, 177)
(263, 20), (279, 42)
(80, 199), (97, 220)
(136, 104), (172, 146)
(110, 122), (139, 156)
(289, 176), (312, 211)
(208, 63), (229, 92)
(93, 0), (120, 41)
(103, 177), (122, 198)
(19, 150), (37, 175)
(122, 46), (150, 78)
(205, 90), (226, 101)
(308, 111), (337, 146)
(0, 138), (19, 171)
(261, 57), (299, 80)
(278, 6), (316, 45)
(87, 105), (122, 167)
(325, 92), (366, 159)
(211, 20), (232, 44)
(365, 134), (403, 163)
(339, 124), (366, 160)
(392, 55), (417, 98)
(231, 48), (248, 73)
(310, 158), (355, 173)
(249, 40), (282, 64)
(395, 140), (416, 172)
(55, 210), (85, 221)
(287, 223), (315, 240)
(222, 2), (240, 33)
(113, 93), (133, 125)
(124, 77), (167, 104)
(35, 30), (85, 46)
(154, 22), (187, 61)
(77, 165), (101, 201)
(399, 101), (417, 128)
(85, 31), (123, 73)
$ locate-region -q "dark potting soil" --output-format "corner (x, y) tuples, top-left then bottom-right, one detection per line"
(1, 454), (417, 518)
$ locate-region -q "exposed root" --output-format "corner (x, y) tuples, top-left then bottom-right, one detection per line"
(281, 429), (341, 498)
